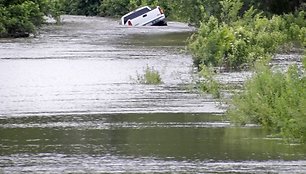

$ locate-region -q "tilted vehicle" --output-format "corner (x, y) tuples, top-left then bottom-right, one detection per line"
(121, 6), (167, 26)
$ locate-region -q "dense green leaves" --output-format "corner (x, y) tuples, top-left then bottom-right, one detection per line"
(59, 0), (304, 26)
(188, 0), (306, 70)
(183, 0), (306, 143)
(99, 0), (130, 17)
(0, 0), (63, 37)
(62, 0), (100, 16)
(228, 59), (306, 143)
(0, 1), (39, 37)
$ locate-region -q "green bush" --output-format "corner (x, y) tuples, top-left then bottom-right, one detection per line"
(63, 0), (100, 16)
(2, 2), (38, 37)
(99, 0), (131, 17)
(136, 66), (162, 85)
(188, 1), (306, 70)
(0, 0), (62, 37)
(228, 59), (306, 143)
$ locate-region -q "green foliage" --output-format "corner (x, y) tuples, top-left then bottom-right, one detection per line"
(0, 0), (63, 37)
(188, 0), (306, 70)
(228, 59), (306, 143)
(220, 0), (243, 24)
(99, 0), (131, 17)
(136, 66), (162, 85)
(62, 0), (100, 16)
(58, 0), (304, 27)
(256, 0), (305, 15)
(47, 0), (63, 24)
(198, 65), (221, 98)
(0, 1), (39, 37)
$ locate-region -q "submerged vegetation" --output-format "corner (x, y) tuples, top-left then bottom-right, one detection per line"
(228, 57), (306, 143)
(188, 2), (305, 70)
(188, 0), (306, 143)
(198, 65), (221, 98)
(136, 66), (162, 85)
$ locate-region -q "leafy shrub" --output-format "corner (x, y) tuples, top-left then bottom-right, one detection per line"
(188, 0), (306, 71)
(136, 66), (162, 85)
(0, 0), (62, 37)
(228, 58), (306, 143)
(1, 2), (38, 37)
(99, 0), (133, 17)
(62, 0), (100, 16)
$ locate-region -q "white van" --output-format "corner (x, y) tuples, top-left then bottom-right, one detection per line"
(121, 6), (167, 26)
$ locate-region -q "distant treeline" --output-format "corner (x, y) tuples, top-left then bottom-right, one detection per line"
(0, 0), (304, 37)
(62, 0), (305, 23)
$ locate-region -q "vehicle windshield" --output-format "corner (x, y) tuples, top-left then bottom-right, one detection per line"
(123, 8), (151, 24)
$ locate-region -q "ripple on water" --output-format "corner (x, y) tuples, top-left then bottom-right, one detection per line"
(1, 15), (305, 174)
(1, 153), (306, 173)
(0, 15), (222, 116)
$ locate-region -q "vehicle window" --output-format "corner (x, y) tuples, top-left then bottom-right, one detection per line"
(124, 8), (151, 24)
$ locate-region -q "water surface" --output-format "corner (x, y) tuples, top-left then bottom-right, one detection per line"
(0, 15), (305, 173)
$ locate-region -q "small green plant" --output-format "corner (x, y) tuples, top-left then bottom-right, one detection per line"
(136, 66), (162, 85)
(198, 65), (221, 98)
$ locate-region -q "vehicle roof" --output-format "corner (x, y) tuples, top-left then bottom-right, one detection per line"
(121, 6), (151, 18)
(121, 6), (152, 25)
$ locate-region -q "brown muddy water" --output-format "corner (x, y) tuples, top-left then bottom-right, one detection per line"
(0, 15), (306, 173)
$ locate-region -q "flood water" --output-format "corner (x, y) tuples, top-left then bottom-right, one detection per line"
(0, 16), (306, 173)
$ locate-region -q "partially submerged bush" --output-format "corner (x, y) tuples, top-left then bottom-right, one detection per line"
(198, 65), (221, 98)
(188, 0), (306, 71)
(136, 66), (162, 85)
(228, 57), (306, 143)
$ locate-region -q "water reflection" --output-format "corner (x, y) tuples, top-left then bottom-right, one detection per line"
(1, 113), (306, 160)
(1, 113), (306, 173)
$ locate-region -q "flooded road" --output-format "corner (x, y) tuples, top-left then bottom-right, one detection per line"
(0, 15), (221, 116)
(1, 15), (306, 173)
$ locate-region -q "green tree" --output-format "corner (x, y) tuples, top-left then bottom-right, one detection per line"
(0, 0), (63, 37)
(62, 0), (100, 16)
(99, 0), (131, 17)
(258, 0), (305, 14)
